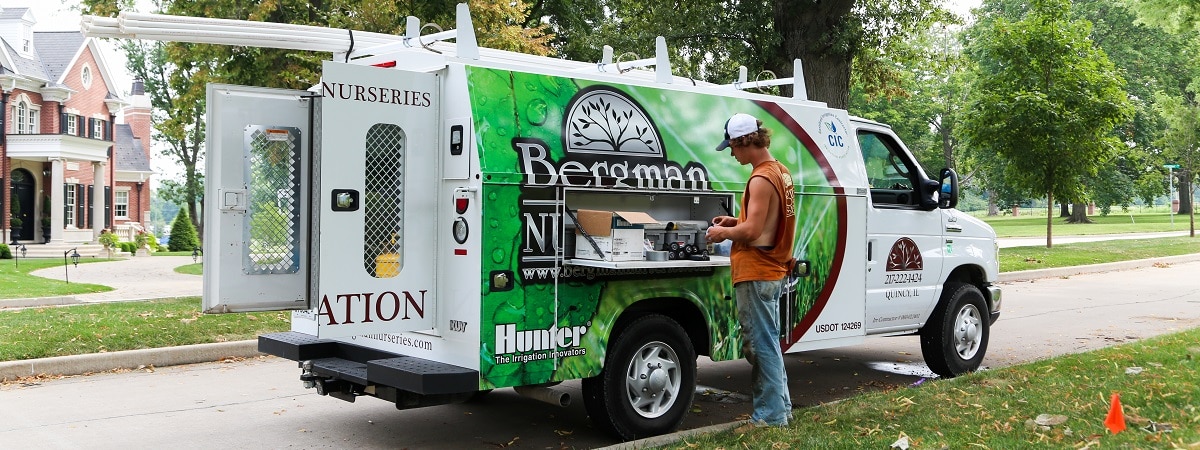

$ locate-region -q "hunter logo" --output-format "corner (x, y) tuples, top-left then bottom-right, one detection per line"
(563, 86), (664, 158)
(884, 237), (923, 284)
(493, 323), (590, 364)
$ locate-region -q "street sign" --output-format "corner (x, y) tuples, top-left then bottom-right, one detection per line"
(1164, 164), (1181, 169)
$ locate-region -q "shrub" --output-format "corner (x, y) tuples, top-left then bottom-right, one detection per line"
(0, 243), (10, 259)
(98, 230), (119, 249)
(168, 209), (201, 252)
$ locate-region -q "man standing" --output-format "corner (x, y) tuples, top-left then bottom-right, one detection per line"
(705, 113), (796, 428)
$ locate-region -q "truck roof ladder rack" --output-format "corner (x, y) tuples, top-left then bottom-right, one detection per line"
(80, 2), (481, 61)
(724, 59), (808, 101)
(582, 37), (673, 84)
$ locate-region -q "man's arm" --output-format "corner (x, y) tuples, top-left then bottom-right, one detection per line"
(706, 176), (774, 243)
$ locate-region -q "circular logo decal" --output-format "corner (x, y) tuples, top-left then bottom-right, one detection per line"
(817, 113), (850, 158)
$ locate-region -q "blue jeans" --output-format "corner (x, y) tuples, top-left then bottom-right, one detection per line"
(735, 279), (792, 426)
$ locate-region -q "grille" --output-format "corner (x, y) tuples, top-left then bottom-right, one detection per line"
(244, 126), (301, 274)
(363, 123), (406, 278)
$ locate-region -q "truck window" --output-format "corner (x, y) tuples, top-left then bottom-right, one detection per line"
(858, 131), (921, 207)
(363, 123), (406, 278)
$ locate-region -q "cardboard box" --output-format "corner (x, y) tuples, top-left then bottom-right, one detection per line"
(573, 210), (658, 261)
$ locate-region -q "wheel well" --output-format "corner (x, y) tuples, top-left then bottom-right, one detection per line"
(610, 297), (711, 358)
(944, 264), (991, 306)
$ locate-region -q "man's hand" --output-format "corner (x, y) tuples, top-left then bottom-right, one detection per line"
(706, 216), (737, 243)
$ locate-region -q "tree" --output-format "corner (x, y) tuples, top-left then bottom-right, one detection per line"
(82, 0), (553, 240)
(167, 208), (201, 252)
(541, 1), (948, 109)
(1153, 92), (1200, 236)
(963, 0), (1132, 247)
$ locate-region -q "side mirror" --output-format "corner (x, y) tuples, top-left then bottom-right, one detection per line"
(918, 179), (940, 211)
(938, 168), (959, 209)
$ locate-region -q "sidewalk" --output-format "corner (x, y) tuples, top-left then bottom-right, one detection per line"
(1, 255), (203, 309)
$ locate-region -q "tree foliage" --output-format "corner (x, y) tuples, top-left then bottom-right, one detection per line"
(1153, 92), (1200, 233)
(964, 0), (1133, 247)
(167, 208), (201, 252)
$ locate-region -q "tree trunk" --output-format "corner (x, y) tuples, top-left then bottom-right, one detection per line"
(1059, 202), (1070, 217)
(1178, 174), (1193, 215)
(1067, 202), (1093, 223)
(771, 0), (855, 109)
(986, 189), (999, 216)
(1045, 192), (1053, 248)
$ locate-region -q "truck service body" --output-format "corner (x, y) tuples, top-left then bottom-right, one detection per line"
(89, 4), (1001, 440)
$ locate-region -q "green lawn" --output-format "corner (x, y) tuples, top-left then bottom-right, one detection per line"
(999, 236), (1200, 272)
(980, 210), (1196, 237)
(661, 327), (1200, 449)
(0, 257), (113, 299)
(0, 297), (289, 361)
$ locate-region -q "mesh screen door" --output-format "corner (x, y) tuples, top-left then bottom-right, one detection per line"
(243, 126), (302, 274)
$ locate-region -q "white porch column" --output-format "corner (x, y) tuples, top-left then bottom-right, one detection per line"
(92, 161), (107, 242)
(49, 158), (65, 243)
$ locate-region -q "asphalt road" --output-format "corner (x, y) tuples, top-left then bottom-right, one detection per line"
(2, 260), (1199, 449)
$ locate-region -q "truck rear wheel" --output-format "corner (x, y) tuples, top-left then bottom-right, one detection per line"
(582, 314), (696, 441)
(920, 282), (989, 378)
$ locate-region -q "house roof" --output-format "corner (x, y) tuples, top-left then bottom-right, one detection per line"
(0, 7), (30, 21)
(114, 123), (152, 173)
(2, 38), (46, 81)
(32, 31), (84, 83)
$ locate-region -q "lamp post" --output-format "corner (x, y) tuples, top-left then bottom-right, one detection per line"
(14, 243), (25, 268)
(192, 247), (202, 263)
(63, 247), (80, 283)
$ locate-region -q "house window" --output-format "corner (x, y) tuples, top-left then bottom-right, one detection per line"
(13, 101), (38, 134)
(115, 190), (129, 218)
(81, 65), (92, 89)
(65, 185), (76, 227)
(66, 114), (77, 135)
(92, 118), (104, 139)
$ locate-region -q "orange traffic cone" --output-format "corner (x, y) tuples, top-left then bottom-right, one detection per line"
(1104, 392), (1126, 434)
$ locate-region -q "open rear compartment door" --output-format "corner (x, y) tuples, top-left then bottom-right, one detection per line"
(306, 61), (441, 339)
(203, 84), (312, 313)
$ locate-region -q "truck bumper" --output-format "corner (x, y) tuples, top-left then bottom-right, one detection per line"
(986, 285), (1002, 325)
(259, 331), (478, 396)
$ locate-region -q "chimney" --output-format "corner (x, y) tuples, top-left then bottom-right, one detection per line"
(125, 78), (152, 158)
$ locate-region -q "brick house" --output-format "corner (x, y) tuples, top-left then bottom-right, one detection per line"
(0, 7), (152, 251)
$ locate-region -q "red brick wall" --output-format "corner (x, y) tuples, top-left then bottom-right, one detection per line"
(61, 47), (114, 120)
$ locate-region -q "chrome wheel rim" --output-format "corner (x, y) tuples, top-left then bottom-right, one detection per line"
(953, 304), (983, 360)
(623, 341), (682, 419)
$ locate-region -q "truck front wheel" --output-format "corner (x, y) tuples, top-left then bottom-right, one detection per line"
(920, 282), (989, 378)
(582, 314), (696, 441)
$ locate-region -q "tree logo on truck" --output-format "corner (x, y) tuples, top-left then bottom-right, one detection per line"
(885, 237), (923, 284)
(564, 86), (664, 158)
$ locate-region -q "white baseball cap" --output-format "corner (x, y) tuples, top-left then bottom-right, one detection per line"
(715, 113), (759, 151)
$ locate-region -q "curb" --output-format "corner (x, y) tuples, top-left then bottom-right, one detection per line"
(594, 421), (747, 450)
(0, 340), (260, 382)
(0, 295), (81, 309)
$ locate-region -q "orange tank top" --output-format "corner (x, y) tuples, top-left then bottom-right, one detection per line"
(730, 160), (796, 284)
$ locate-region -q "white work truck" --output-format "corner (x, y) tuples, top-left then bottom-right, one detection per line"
(88, 4), (1000, 441)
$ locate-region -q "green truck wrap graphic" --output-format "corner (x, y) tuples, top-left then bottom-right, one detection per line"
(467, 67), (847, 389)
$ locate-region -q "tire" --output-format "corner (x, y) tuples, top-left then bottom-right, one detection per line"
(582, 314), (697, 441)
(920, 282), (989, 378)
